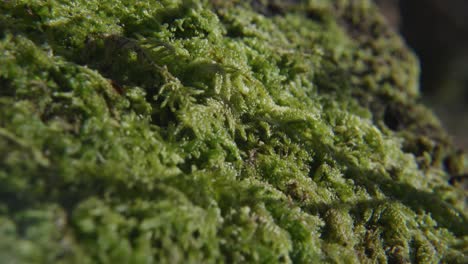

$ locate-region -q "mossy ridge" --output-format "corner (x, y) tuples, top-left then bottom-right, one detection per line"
(0, 0), (466, 263)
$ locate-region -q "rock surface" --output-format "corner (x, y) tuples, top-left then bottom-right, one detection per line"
(0, 0), (466, 263)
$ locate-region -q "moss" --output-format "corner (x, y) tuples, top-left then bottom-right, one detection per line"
(0, 0), (466, 263)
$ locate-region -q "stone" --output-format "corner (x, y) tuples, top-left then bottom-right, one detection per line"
(0, 0), (466, 262)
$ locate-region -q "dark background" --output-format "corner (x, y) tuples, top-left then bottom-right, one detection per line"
(375, 0), (468, 150)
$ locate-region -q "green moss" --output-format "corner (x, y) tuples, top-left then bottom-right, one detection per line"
(0, 0), (466, 263)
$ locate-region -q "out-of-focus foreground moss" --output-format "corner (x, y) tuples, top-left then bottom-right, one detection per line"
(0, 0), (466, 263)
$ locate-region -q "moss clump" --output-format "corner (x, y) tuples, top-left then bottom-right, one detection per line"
(0, 0), (466, 263)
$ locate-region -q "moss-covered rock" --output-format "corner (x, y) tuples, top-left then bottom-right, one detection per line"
(0, 0), (466, 263)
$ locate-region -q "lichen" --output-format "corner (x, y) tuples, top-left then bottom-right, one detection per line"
(0, 0), (466, 263)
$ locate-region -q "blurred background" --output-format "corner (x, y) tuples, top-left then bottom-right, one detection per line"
(375, 0), (468, 151)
